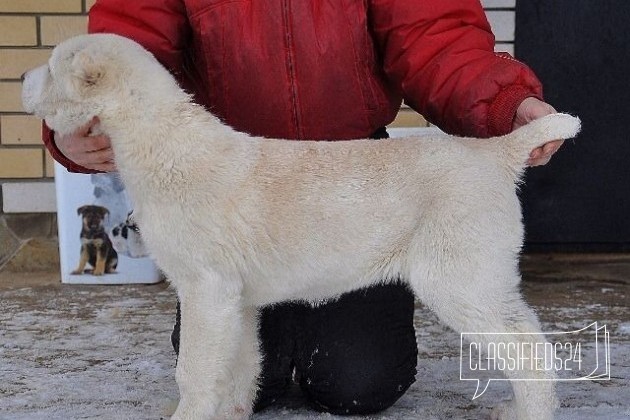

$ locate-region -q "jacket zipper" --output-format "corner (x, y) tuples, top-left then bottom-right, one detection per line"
(282, 0), (304, 139)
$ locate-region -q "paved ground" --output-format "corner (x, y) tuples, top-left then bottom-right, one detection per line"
(0, 254), (628, 419)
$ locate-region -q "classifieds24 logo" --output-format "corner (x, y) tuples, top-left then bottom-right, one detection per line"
(460, 322), (610, 399)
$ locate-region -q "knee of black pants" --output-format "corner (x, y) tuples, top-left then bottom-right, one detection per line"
(253, 302), (307, 413)
(297, 283), (418, 415)
(299, 348), (418, 415)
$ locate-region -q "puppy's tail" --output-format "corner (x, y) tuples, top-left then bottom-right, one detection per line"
(493, 113), (581, 179)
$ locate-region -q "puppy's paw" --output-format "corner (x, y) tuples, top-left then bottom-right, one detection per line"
(171, 400), (220, 420)
(490, 401), (517, 420)
(221, 405), (250, 420)
(491, 400), (553, 420)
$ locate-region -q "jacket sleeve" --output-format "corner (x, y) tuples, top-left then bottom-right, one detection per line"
(42, 0), (190, 173)
(369, 0), (543, 137)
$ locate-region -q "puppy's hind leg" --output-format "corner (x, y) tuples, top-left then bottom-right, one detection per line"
(171, 271), (245, 420)
(105, 252), (118, 274)
(409, 247), (556, 420)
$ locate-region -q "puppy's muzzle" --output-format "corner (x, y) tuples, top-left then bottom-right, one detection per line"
(21, 65), (48, 115)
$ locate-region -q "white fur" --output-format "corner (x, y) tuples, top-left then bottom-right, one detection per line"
(23, 34), (581, 420)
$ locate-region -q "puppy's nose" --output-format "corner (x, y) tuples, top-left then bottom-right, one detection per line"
(21, 71), (27, 82)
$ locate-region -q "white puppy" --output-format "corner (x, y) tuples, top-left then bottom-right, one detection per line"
(23, 34), (581, 420)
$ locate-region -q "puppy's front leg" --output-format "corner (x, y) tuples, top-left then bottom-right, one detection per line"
(172, 276), (245, 420)
(71, 245), (89, 275)
(219, 306), (261, 418)
(93, 245), (106, 276)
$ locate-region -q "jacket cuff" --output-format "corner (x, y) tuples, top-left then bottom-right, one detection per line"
(42, 124), (101, 174)
(487, 85), (543, 136)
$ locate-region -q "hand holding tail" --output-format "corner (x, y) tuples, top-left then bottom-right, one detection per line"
(513, 97), (563, 166)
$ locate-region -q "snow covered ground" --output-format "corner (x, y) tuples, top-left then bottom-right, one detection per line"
(0, 259), (628, 419)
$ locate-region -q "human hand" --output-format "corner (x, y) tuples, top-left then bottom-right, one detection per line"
(513, 97), (563, 166)
(54, 116), (116, 172)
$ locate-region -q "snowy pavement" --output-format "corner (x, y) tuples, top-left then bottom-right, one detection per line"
(0, 254), (628, 419)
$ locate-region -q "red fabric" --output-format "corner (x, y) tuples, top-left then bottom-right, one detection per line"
(43, 0), (543, 173)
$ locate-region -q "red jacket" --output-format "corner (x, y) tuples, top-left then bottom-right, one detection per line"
(44, 0), (543, 173)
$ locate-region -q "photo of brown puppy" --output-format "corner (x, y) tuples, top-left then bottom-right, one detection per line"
(72, 205), (118, 276)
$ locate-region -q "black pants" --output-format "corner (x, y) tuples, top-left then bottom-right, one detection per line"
(171, 282), (418, 415)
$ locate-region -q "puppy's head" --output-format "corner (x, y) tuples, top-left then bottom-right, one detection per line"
(21, 34), (177, 136)
(77, 205), (109, 231)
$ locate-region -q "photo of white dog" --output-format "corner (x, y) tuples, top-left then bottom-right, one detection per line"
(110, 211), (149, 258)
(22, 34), (581, 420)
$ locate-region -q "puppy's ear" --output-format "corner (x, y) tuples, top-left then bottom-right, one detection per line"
(77, 205), (87, 216)
(71, 47), (106, 87)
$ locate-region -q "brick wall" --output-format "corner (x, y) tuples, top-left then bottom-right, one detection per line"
(0, 0), (514, 272)
(0, 1), (93, 272)
(0, 1), (91, 177)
